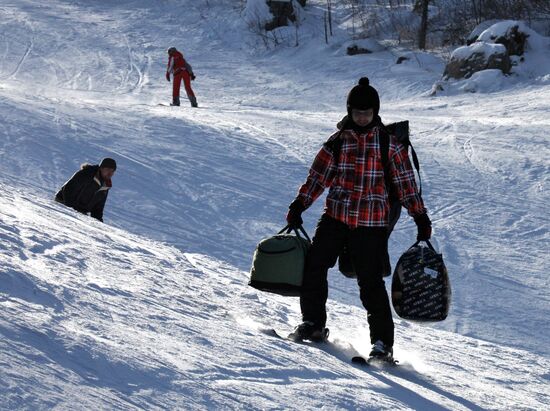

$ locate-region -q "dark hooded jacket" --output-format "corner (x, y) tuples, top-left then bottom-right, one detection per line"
(55, 164), (111, 222)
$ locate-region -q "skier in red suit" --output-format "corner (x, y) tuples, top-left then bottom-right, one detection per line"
(166, 47), (198, 107)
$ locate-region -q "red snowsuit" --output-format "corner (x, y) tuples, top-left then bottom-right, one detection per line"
(166, 50), (196, 103)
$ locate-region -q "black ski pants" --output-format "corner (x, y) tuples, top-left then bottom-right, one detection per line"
(301, 214), (394, 347)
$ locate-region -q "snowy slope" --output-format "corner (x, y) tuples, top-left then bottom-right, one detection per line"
(2, 183), (549, 410)
(1, 0), (549, 409)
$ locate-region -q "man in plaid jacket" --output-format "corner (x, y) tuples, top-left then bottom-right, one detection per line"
(286, 78), (432, 360)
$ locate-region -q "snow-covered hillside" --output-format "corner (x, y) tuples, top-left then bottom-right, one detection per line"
(1, 0), (549, 409)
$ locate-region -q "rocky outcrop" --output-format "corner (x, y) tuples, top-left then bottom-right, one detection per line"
(476, 22), (529, 56)
(444, 21), (531, 79)
(444, 42), (511, 79)
(347, 45), (372, 55)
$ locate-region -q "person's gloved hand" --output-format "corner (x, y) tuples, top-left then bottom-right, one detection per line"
(414, 213), (432, 241)
(286, 199), (305, 229)
(191, 73), (196, 81)
(166, 72), (171, 82)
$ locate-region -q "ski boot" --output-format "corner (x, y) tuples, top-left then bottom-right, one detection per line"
(170, 96), (180, 106)
(368, 340), (395, 363)
(189, 96), (198, 108)
(288, 321), (329, 342)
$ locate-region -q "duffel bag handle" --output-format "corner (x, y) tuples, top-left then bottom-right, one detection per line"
(279, 225), (311, 243)
(411, 239), (436, 252)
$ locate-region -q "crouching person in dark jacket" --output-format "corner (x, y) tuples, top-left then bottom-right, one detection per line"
(55, 158), (117, 222)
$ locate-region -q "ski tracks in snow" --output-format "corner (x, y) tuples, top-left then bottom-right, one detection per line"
(2, 186), (549, 409)
(0, 7), (34, 81)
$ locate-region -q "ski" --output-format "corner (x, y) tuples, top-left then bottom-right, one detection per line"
(157, 103), (201, 108)
(268, 328), (399, 367)
(351, 355), (399, 366)
(269, 328), (329, 343)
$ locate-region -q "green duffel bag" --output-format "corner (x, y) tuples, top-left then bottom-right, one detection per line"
(249, 225), (311, 296)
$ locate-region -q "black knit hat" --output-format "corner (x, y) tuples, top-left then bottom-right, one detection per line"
(99, 157), (117, 170)
(347, 77), (380, 115)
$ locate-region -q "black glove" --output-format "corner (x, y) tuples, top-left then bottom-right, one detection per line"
(286, 199), (305, 229)
(414, 213), (432, 241)
(191, 73), (196, 81)
(166, 72), (171, 82)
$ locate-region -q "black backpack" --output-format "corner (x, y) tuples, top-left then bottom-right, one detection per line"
(325, 117), (422, 278)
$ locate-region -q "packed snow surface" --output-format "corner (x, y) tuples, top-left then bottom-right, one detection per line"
(1, 0), (549, 409)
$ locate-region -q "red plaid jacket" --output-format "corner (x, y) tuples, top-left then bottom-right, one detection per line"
(296, 127), (426, 228)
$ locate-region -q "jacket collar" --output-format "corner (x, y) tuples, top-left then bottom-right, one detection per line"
(94, 171), (112, 190)
(348, 115), (381, 133)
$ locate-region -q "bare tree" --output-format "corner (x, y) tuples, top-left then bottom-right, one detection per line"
(418, 0), (429, 49)
(327, 0), (333, 36)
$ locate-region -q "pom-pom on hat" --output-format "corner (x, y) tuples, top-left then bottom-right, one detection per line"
(346, 77), (380, 115)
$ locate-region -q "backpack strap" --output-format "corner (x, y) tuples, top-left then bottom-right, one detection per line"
(379, 126), (403, 235)
(383, 121), (422, 197)
(409, 144), (422, 196)
(323, 121), (348, 168)
(378, 127), (392, 197)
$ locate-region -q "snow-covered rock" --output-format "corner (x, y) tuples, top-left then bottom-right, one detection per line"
(477, 20), (531, 56)
(443, 42), (510, 79)
(440, 20), (550, 91)
(344, 38), (386, 55)
(466, 20), (500, 45)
